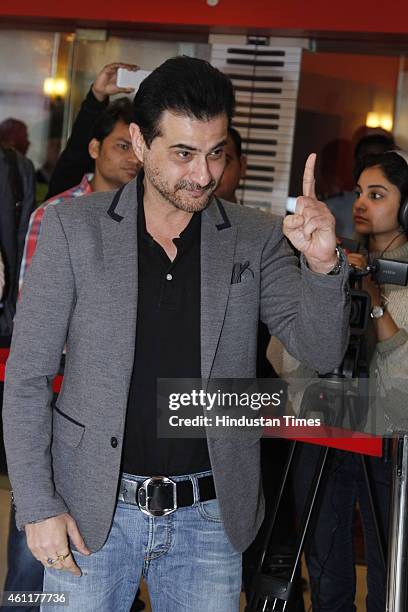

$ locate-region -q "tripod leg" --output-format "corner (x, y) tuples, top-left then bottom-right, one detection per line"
(360, 454), (387, 571)
(247, 443), (331, 612)
(292, 445), (331, 579)
(257, 440), (299, 572)
(386, 434), (408, 612)
(247, 439), (298, 611)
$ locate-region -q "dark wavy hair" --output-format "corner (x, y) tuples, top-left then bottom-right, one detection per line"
(91, 98), (136, 143)
(228, 127), (243, 157)
(353, 151), (408, 205)
(354, 134), (395, 160)
(133, 56), (235, 147)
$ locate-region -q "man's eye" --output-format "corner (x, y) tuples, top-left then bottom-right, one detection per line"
(209, 149), (224, 159)
(119, 143), (130, 151)
(177, 151), (191, 160)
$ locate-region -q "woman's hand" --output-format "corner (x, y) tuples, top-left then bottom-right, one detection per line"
(347, 253), (382, 306)
(347, 252), (401, 341)
(347, 252), (367, 271)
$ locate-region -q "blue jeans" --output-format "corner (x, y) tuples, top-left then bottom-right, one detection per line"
(0, 505), (44, 612)
(42, 471), (242, 612)
(294, 445), (391, 612)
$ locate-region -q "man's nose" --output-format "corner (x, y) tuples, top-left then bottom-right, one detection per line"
(190, 157), (211, 187)
(127, 149), (140, 165)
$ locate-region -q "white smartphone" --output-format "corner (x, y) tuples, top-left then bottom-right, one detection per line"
(286, 197), (297, 214)
(116, 68), (152, 91)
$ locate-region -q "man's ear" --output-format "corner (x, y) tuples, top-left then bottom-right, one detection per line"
(129, 123), (145, 165)
(240, 154), (247, 179)
(88, 138), (100, 160)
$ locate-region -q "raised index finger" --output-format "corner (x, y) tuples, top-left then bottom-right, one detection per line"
(302, 153), (317, 199)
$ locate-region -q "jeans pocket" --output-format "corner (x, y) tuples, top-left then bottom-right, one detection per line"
(197, 498), (223, 523)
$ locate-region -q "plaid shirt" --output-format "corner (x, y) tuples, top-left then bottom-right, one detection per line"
(19, 173), (93, 290)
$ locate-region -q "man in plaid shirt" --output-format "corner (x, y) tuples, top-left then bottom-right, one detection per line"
(19, 97), (140, 288)
(19, 175), (93, 288)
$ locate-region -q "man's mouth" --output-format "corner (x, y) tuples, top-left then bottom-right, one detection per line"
(186, 188), (208, 197)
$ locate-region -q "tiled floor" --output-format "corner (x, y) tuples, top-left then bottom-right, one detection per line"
(0, 475), (367, 610)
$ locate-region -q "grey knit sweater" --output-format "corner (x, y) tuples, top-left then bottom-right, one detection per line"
(369, 241), (408, 433)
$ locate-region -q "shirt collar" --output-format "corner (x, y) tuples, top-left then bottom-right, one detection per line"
(81, 173), (94, 193)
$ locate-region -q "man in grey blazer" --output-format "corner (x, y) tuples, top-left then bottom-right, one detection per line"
(3, 56), (350, 612)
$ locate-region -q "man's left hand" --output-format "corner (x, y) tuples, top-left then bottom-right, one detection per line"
(283, 153), (338, 274)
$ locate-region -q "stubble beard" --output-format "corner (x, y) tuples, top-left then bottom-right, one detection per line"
(144, 161), (217, 213)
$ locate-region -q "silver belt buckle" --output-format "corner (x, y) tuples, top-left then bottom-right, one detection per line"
(137, 476), (177, 516)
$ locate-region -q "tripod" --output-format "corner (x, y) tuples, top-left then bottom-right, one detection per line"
(247, 370), (388, 611)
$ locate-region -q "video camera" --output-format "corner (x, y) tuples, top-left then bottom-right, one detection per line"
(340, 237), (408, 336)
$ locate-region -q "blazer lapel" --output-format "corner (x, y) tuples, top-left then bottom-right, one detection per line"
(201, 199), (237, 380)
(99, 179), (138, 386)
(100, 186), (237, 384)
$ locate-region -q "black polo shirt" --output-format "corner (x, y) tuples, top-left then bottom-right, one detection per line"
(122, 175), (211, 476)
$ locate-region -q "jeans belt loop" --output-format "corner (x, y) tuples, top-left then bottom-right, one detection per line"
(191, 474), (199, 504)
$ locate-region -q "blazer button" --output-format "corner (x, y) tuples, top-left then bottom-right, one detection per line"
(110, 437), (118, 448)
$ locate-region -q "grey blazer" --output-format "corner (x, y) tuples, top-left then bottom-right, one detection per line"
(3, 178), (350, 553)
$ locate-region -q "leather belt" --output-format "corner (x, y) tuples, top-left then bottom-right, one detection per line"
(118, 473), (216, 517)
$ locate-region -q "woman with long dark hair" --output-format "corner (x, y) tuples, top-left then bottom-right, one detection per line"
(272, 151), (408, 611)
(301, 151), (408, 611)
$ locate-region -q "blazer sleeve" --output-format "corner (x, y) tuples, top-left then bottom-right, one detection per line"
(259, 217), (350, 375)
(2, 204), (76, 528)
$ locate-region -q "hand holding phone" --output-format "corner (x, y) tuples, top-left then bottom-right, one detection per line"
(92, 62), (140, 102)
(116, 68), (152, 91)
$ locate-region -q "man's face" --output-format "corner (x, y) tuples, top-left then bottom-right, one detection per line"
(215, 134), (247, 203)
(130, 111), (228, 213)
(89, 120), (140, 190)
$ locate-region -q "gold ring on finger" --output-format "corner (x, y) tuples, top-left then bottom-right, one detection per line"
(57, 552), (70, 562)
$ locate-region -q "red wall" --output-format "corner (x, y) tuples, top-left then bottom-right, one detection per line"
(1, 0), (408, 34)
